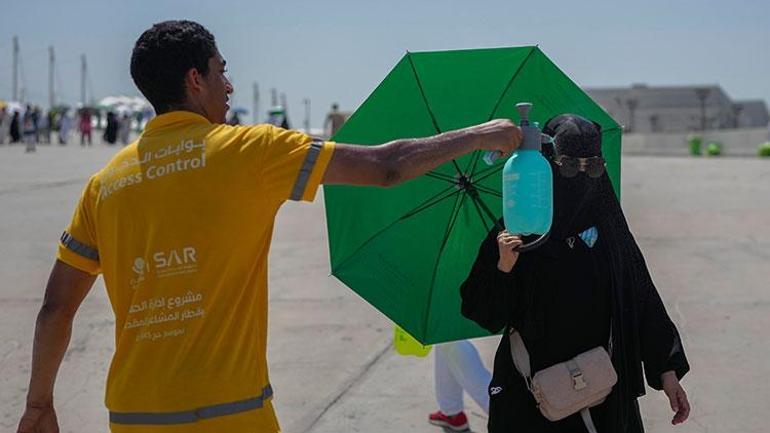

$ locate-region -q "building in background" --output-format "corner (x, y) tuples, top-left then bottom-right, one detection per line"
(735, 100), (770, 129)
(585, 84), (769, 133)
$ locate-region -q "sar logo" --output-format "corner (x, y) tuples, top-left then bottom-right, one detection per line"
(132, 257), (147, 276)
(130, 257), (149, 289)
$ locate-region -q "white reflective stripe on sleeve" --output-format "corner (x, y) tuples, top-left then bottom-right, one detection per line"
(60, 231), (99, 261)
(289, 140), (324, 201)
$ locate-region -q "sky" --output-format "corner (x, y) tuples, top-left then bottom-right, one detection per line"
(1, 0), (768, 128)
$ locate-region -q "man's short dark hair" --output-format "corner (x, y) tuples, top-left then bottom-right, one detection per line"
(130, 20), (218, 113)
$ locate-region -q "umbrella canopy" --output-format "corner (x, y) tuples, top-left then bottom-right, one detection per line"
(98, 95), (151, 113)
(3, 100), (24, 113)
(98, 96), (125, 107)
(324, 46), (621, 345)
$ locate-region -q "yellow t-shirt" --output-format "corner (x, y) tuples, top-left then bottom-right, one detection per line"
(57, 111), (334, 433)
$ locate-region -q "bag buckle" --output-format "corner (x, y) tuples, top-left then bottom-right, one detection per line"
(566, 359), (587, 390)
(572, 372), (587, 390)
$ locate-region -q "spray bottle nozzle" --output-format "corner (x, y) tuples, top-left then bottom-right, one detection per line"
(482, 102), (537, 165)
(516, 102), (533, 126)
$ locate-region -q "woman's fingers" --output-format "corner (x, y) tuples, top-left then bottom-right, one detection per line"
(672, 389), (690, 424)
(497, 231), (523, 255)
(666, 386), (690, 425)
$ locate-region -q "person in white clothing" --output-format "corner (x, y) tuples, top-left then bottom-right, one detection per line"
(0, 107), (11, 144)
(118, 113), (132, 145)
(429, 340), (492, 431)
(58, 110), (72, 145)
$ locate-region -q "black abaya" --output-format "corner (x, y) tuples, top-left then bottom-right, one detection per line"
(460, 114), (690, 433)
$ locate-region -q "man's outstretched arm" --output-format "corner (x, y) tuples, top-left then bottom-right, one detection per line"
(322, 119), (520, 186)
(17, 260), (96, 433)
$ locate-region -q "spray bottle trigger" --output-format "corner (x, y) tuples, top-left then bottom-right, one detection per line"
(483, 150), (503, 166)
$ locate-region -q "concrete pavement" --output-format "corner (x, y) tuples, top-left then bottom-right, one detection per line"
(1, 140), (768, 432)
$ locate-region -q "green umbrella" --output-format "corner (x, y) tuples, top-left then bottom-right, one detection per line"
(324, 46), (621, 345)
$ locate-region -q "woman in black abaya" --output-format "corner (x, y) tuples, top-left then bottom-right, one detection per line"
(460, 114), (691, 433)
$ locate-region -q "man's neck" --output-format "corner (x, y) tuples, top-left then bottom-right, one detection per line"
(162, 101), (208, 121)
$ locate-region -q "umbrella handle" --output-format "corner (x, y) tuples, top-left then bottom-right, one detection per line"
(482, 150), (502, 165)
(514, 231), (550, 253)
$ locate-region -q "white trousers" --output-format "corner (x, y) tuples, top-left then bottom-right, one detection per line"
(434, 340), (491, 416)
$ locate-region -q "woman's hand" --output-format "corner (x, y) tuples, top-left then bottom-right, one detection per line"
(661, 371), (690, 425)
(496, 231), (522, 273)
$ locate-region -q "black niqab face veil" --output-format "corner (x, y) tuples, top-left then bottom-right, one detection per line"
(543, 114), (609, 238)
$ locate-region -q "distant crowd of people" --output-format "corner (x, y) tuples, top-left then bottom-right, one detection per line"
(0, 105), (138, 152)
(1, 101), (350, 153)
(225, 102), (350, 138)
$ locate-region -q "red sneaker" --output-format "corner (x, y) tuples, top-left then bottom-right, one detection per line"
(428, 410), (469, 431)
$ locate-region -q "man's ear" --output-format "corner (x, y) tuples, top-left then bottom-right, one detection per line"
(185, 68), (204, 95)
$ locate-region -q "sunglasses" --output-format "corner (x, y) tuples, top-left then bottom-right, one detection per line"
(552, 155), (606, 178)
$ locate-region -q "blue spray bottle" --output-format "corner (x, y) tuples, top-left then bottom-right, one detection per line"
(484, 102), (553, 251)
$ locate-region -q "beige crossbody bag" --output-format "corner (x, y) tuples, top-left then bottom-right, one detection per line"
(508, 328), (617, 433)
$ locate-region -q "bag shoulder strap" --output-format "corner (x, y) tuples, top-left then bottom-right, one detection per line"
(508, 329), (531, 376)
(581, 408), (599, 433)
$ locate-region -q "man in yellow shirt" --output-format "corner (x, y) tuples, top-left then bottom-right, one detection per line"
(17, 20), (520, 433)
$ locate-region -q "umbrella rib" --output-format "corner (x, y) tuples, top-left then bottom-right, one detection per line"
(469, 192), (492, 234)
(485, 46), (538, 121)
(406, 52), (442, 135)
(472, 163), (504, 183)
(332, 186), (463, 273)
(474, 165), (506, 185)
(463, 150), (481, 176)
(401, 187), (462, 220)
(421, 190), (468, 340)
(474, 184), (502, 198)
(467, 150), (482, 177)
(406, 53), (464, 177)
(425, 171), (457, 184)
(450, 160), (463, 177)
(440, 187), (467, 250)
(474, 192), (504, 231)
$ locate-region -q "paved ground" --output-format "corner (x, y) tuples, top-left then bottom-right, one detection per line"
(0, 139), (768, 433)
